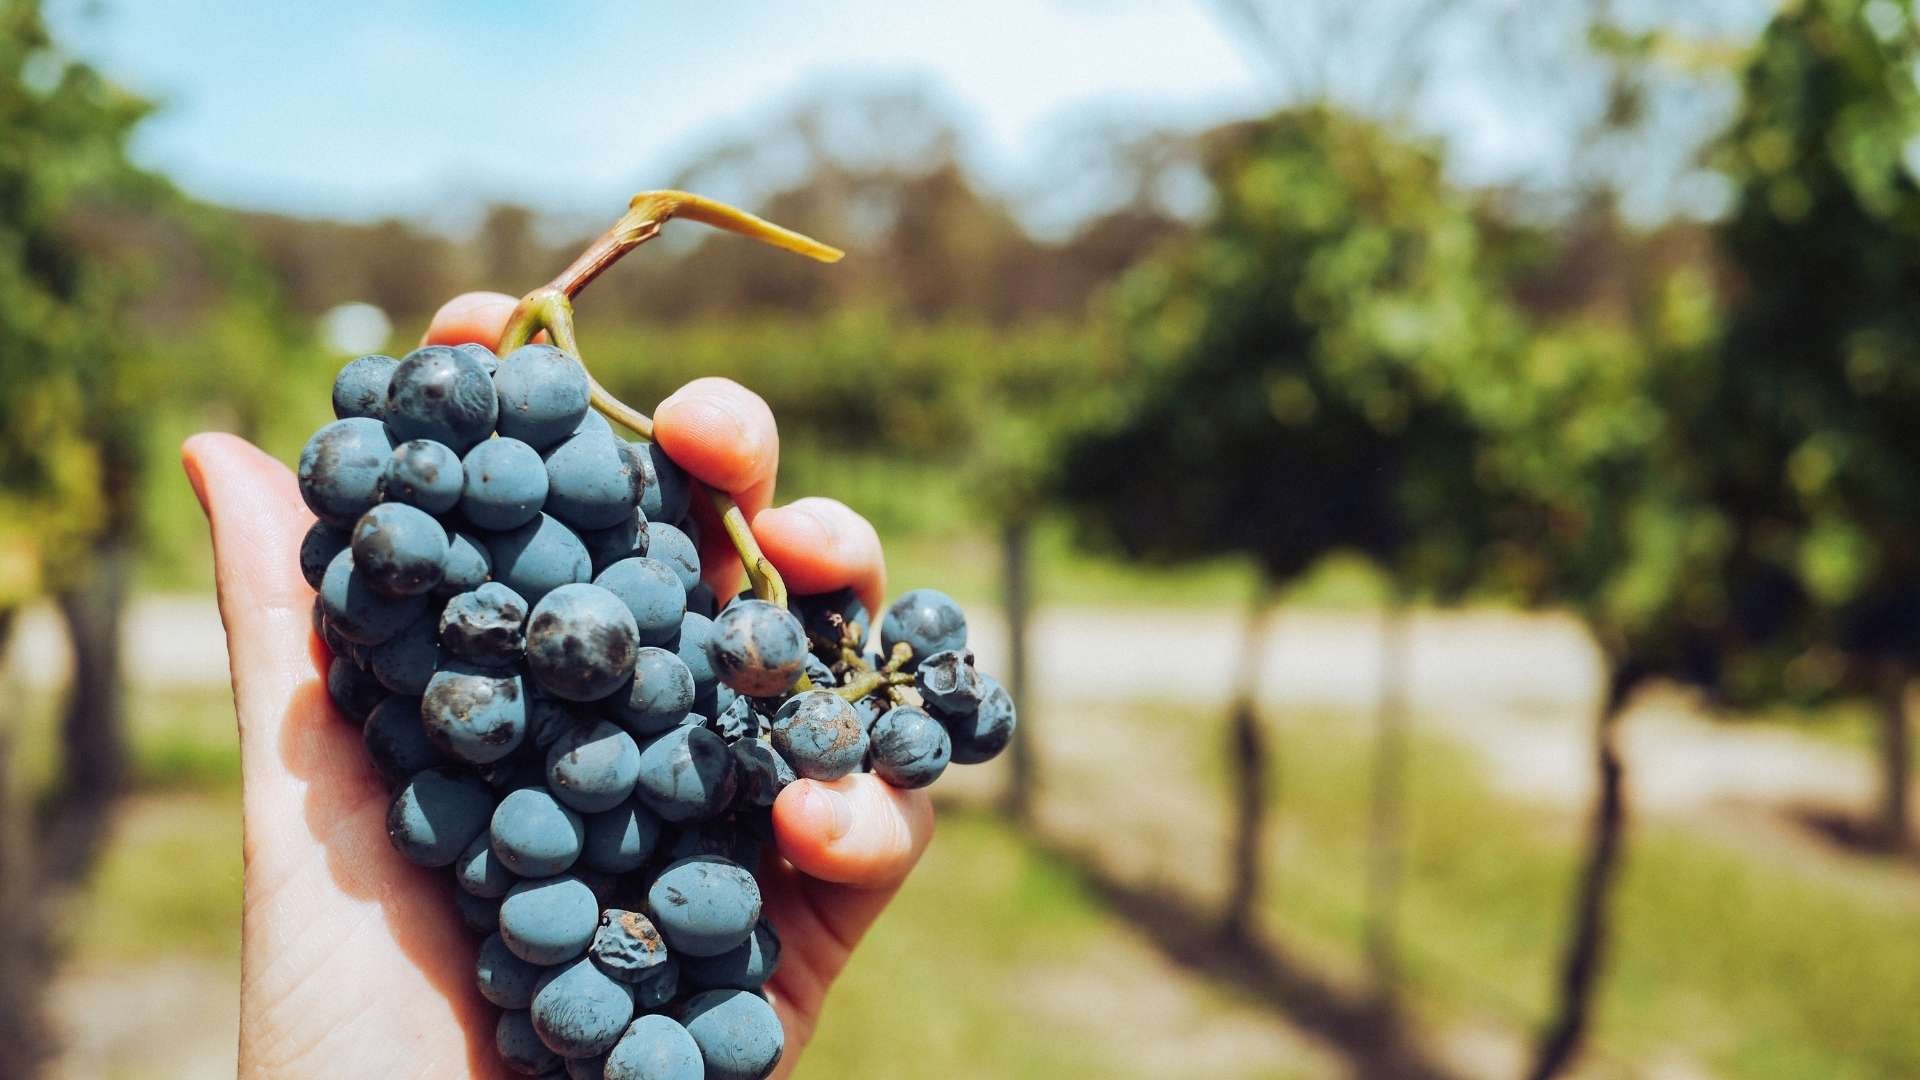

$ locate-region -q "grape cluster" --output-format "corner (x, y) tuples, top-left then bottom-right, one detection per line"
(300, 344), (1017, 1079)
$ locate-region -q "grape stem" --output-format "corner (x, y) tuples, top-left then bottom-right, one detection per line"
(493, 191), (843, 607)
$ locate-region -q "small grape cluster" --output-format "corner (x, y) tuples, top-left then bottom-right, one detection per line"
(299, 342), (1016, 1080)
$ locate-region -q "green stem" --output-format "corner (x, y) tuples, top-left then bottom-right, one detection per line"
(711, 486), (786, 608)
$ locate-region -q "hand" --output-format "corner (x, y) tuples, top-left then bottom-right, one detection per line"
(185, 291), (931, 1079)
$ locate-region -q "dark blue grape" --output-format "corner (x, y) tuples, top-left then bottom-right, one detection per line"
(528, 691), (590, 749)
(387, 766), (494, 867)
(643, 523), (700, 593)
(321, 545), (429, 647)
(300, 520), (350, 591)
(867, 704), (951, 789)
(477, 931), (546, 1009)
(790, 587), (869, 654)
(326, 654), (387, 723)
(606, 647), (695, 738)
(546, 720), (641, 813)
(802, 652), (833, 688)
(938, 673), (1016, 764)
(362, 694), (442, 784)
(489, 513), (593, 607)
(770, 690), (867, 781)
(491, 786), (585, 877)
(646, 856), (760, 957)
(457, 831), (519, 898)
(331, 353), (398, 421)
(674, 612), (720, 715)
(499, 874), (600, 965)
(730, 738), (794, 809)
(544, 429), (642, 531)
(351, 502), (449, 598)
(851, 689), (890, 734)
(385, 345), (498, 453)
(913, 648), (983, 717)
(494, 344), (591, 450)
(685, 582), (717, 619)
(602, 1014), (701, 1080)
(633, 441), (690, 524)
(440, 581), (530, 667)
(708, 695), (760, 743)
(532, 956), (636, 1059)
(527, 583), (640, 702)
(455, 885), (502, 935)
(681, 988), (783, 1080)
(370, 610), (442, 695)
(589, 908), (669, 983)
(457, 342), (500, 376)
(462, 436), (549, 531)
(478, 755), (549, 795)
(382, 438), (463, 515)
(568, 1053), (609, 1080)
(683, 920), (779, 992)
(633, 726), (737, 823)
(706, 599), (807, 697)
(438, 528), (493, 599)
(632, 959), (680, 1011)
(497, 1008), (562, 1076)
(593, 557), (685, 646)
(580, 508), (649, 576)
(580, 797), (662, 874)
(422, 660), (528, 764)
(298, 417), (394, 525)
(879, 588), (967, 671)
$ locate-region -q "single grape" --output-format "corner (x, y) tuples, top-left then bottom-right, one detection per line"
(532, 956), (636, 1059)
(315, 603), (360, 666)
(602, 1014), (701, 1080)
(438, 528), (493, 599)
(633, 725), (737, 823)
(643, 522), (701, 593)
(646, 856), (761, 957)
(674, 612), (720, 716)
(326, 654), (387, 723)
(937, 673), (1016, 764)
(790, 587), (869, 654)
(497, 1008), (562, 1076)
(852, 689), (891, 734)
(488, 513), (592, 606)
(381, 438), (463, 515)
(499, 874), (600, 965)
(580, 508), (649, 576)
(384, 344), (498, 453)
(422, 661), (529, 764)
(362, 694), (443, 785)
(457, 342), (500, 376)
(527, 583), (641, 702)
(299, 520), (350, 591)
(681, 988), (784, 1080)
(589, 908), (669, 984)
(708, 695), (760, 743)
(579, 796), (662, 874)
(298, 417), (393, 525)
(455, 886), (503, 936)
(462, 436), (549, 531)
(491, 786), (585, 878)
(606, 647), (696, 738)
(730, 738), (794, 809)
(706, 599), (807, 697)
(331, 353), (399, 421)
(770, 690), (867, 781)
(350, 502), (449, 598)
(369, 611), (441, 695)
(683, 920), (780, 992)
(457, 831), (519, 899)
(879, 588), (967, 672)
(574, 409), (613, 439)
(867, 704), (952, 789)
(476, 931), (546, 1009)
(320, 541), (426, 641)
(387, 766), (494, 867)
(440, 581), (530, 667)
(477, 755), (548, 795)
(569, 1053), (609, 1080)
(594, 557), (686, 647)
(543, 429), (643, 532)
(631, 440), (690, 524)
(632, 959), (680, 1011)
(685, 582), (717, 619)
(495, 344), (592, 450)
(546, 720), (642, 813)
(913, 648), (984, 717)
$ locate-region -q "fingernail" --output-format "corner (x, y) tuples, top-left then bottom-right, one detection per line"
(801, 783), (854, 841)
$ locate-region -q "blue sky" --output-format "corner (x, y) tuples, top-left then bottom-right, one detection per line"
(47, 1), (1272, 227)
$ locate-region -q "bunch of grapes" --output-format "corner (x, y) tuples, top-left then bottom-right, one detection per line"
(299, 338), (1015, 1079)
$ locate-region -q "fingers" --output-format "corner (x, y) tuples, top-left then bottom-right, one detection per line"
(771, 774), (933, 889)
(752, 498), (887, 618)
(421, 291), (531, 348)
(182, 433), (320, 719)
(653, 377), (781, 514)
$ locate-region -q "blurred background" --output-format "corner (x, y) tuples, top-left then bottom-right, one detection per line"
(6, 0), (1920, 1076)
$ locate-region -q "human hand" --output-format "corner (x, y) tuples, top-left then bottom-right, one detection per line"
(185, 291), (932, 1078)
